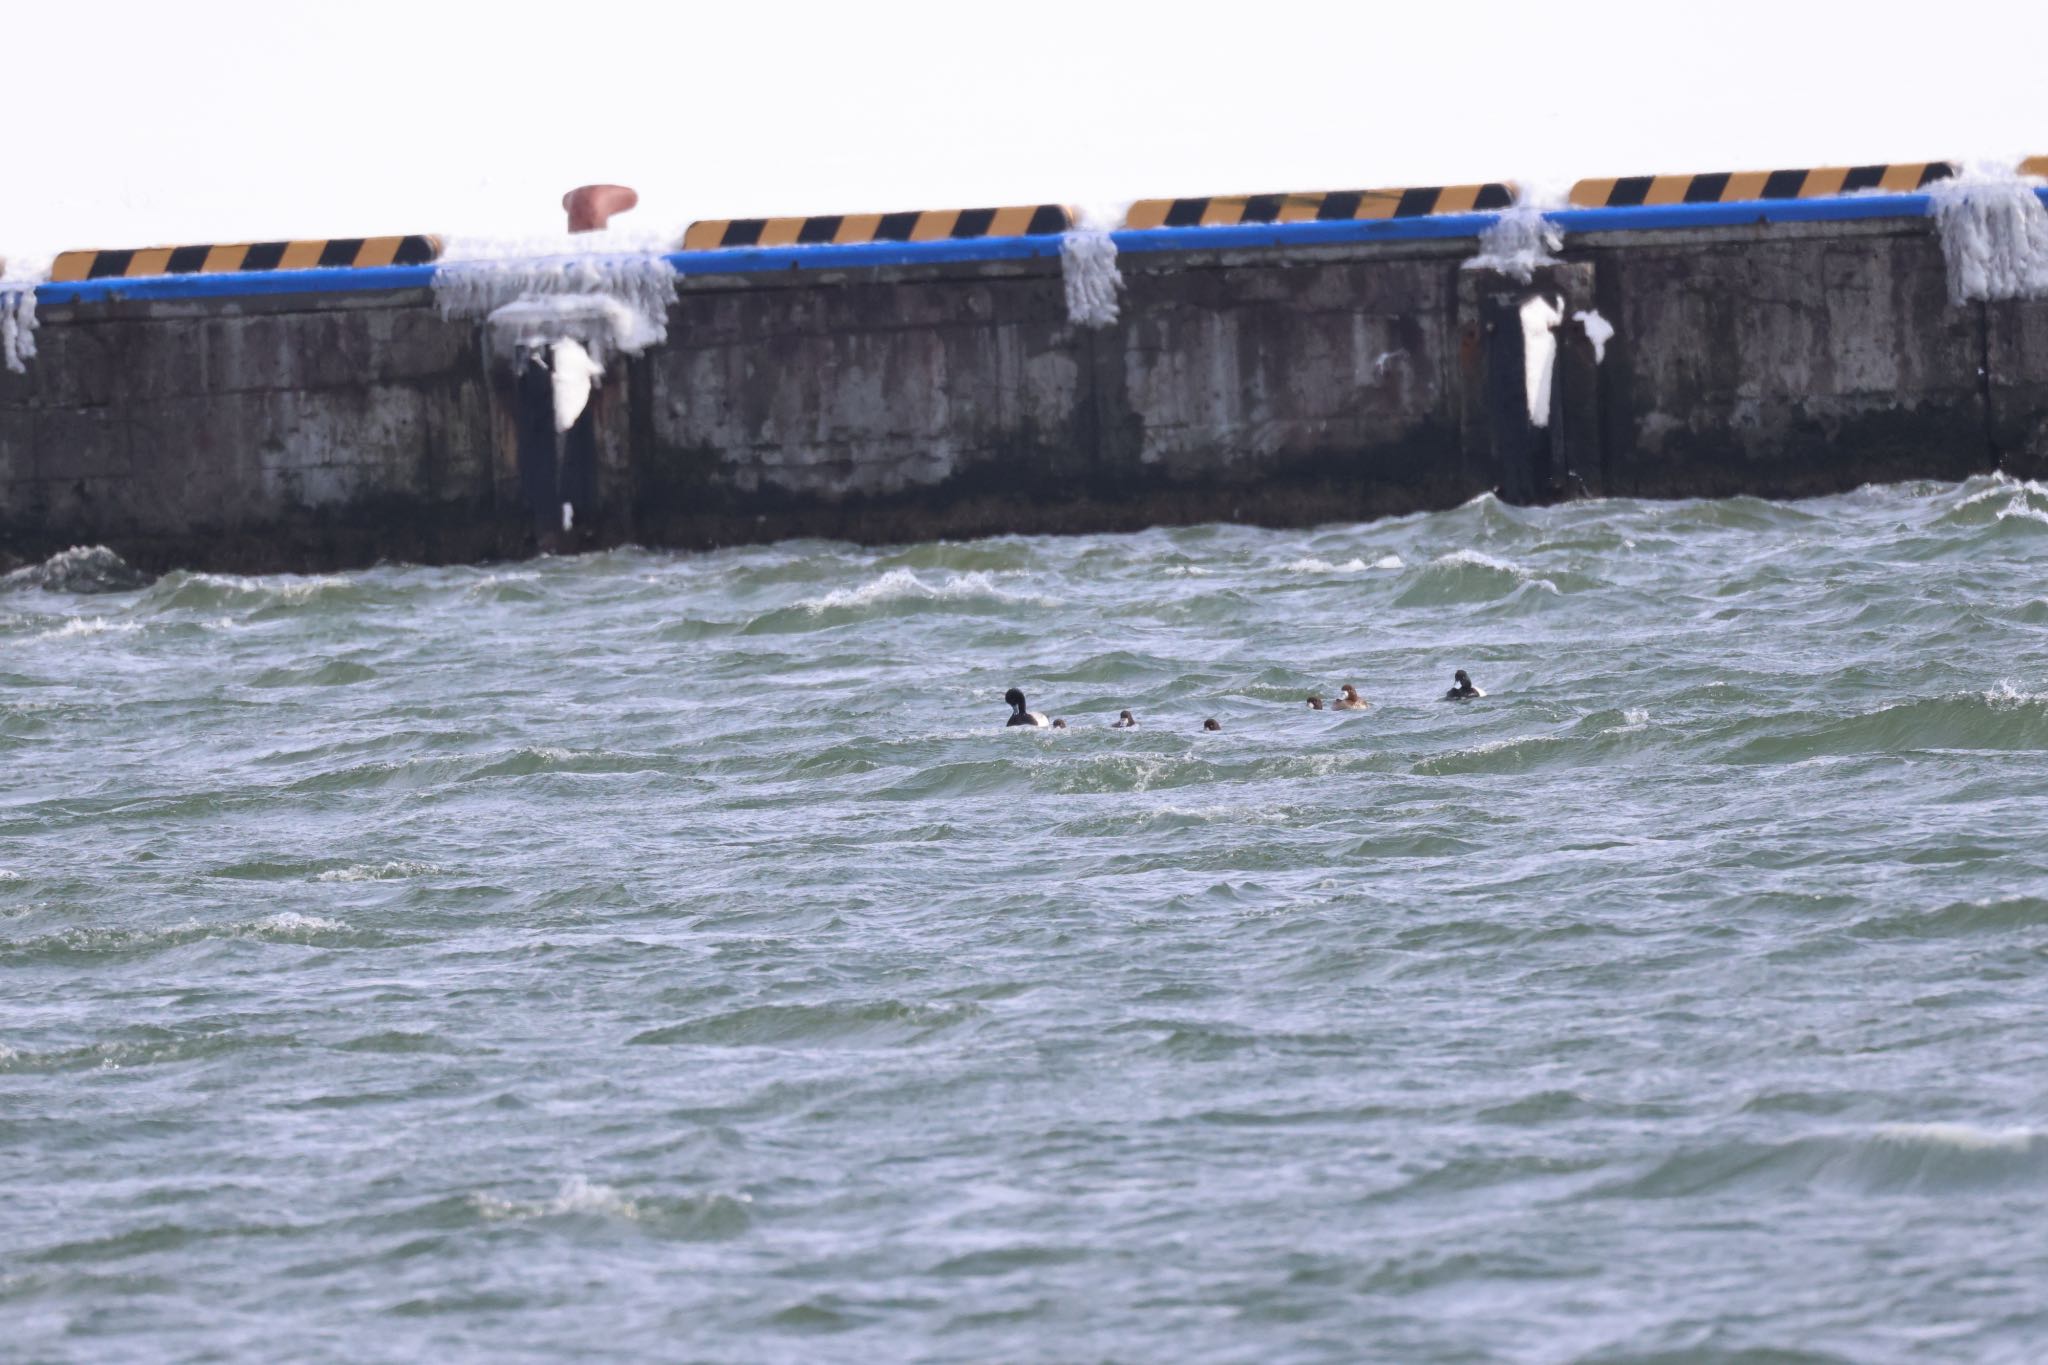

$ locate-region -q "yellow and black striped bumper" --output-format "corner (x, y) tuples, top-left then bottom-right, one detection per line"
(1569, 164), (1952, 209)
(684, 205), (1072, 251)
(1122, 184), (1515, 230)
(49, 235), (442, 283)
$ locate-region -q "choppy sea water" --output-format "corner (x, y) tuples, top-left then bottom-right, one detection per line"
(6, 477), (2048, 1363)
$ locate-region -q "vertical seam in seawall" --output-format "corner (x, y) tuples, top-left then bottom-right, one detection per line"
(1976, 302), (1999, 473)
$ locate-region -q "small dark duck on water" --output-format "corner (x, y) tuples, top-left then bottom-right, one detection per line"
(1113, 710), (1138, 728)
(1445, 669), (1484, 700)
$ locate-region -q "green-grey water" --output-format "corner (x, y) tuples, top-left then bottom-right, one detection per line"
(5, 477), (2048, 1362)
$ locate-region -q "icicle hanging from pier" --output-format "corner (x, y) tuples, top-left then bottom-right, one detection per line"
(1061, 229), (1124, 328)
(433, 251), (679, 358)
(1928, 172), (2048, 305)
(1463, 206), (1562, 284)
(1, 284), (37, 375)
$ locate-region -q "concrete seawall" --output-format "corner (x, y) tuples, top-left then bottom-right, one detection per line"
(4, 193), (2046, 573)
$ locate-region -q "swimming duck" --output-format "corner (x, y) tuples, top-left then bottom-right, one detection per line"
(1305, 695), (1324, 711)
(1445, 669), (1484, 700)
(1051, 718), (1068, 729)
(1113, 710), (1138, 728)
(1005, 687), (1050, 727)
(1202, 717), (1222, 732)
(1334, 684), (1369, 711)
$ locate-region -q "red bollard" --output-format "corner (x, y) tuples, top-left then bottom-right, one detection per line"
(563, 184), (639, 233)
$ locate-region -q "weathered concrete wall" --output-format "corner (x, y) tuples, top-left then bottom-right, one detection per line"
(0, 290), (498, 572)
(0, 212), (2037, 574)
(1582, 218), (1992, 498)
(1986, 293), (2048, 480)
(632, 244), (1489, 549)
(635, 267), (1087, 546)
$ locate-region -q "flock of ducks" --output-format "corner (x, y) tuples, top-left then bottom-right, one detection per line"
(1004, 670), (1485, 732)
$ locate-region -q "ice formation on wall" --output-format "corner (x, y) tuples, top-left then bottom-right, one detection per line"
(547, 337), (604, 433)
(1573, 308), (1614, 363)
(1520, 294), (1564, 428)
(435, 244), (678, 430)
(434, 252), (678, 357)
(1, 284), (37, 375)
(1928, 171), (2048, 305)
(1464, 206), (1562, 283)
(1061, 228), (1124, 328)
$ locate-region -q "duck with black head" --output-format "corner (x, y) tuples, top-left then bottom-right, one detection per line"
(1444, 669), (1484, 700)
(1113, 710), (1138, 729)
(1004, 687), (1050, 727)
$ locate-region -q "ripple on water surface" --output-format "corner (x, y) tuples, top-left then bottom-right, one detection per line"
(5, 477), (2048, 1360)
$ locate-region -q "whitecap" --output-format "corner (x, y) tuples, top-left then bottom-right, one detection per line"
(1437, 548), (1525, 574)
(1984, 680), (2047, 707)
(1, 545), (151, 594)
(1875, 1122), (2041, 1153)
(472, 1175), (690, 1223)
(795, 568), (1048, 612)
(34, 617), (138, 641)
(1372, 554), (1404, 570)
(314, 861), (439, 884)
(1995, 495), (2048, 526)
(246, 912), (346, 937)
(1282, 557), (1369, 575)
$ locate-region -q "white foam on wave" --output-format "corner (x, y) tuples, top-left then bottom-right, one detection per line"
(1282, 557), (1370, 575)
(224, 574), (346, 603)
(1995, 495), (2048, 526)
(1875, 1121), (2042, 1153)
(1430, 548), (1559, 593)
(1373, 554), (1405, 570)
(1951, 474), (2036, 509)
(462, 571), (543, 600)
(34, 617), (139, 641)
(246, 912), (346, 937)
(471, 1174), (697, 1223)
(314, 860), (438, 883)
(1984, 680), (2048, 707)
(796, 568), (1048, 613)
(1150, 802), (1289, 825)
(3, 545), (151, 593)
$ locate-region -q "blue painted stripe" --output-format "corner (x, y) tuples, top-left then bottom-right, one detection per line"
(666, 233), (1066, 276)
(1110, 209), (1510, 255)
(37, 262), (438, 306)
(27, 187), (2048, 305)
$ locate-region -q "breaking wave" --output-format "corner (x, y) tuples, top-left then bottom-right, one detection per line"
(1394, 550), (1559, 605)
(745, 569), (1053, 630)
(2, 546), (152, 594)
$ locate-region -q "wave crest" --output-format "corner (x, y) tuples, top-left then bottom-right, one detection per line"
(2, 546), (152, 594)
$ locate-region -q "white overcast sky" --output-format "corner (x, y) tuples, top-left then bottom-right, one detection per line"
(7, 0), (2044, 266)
